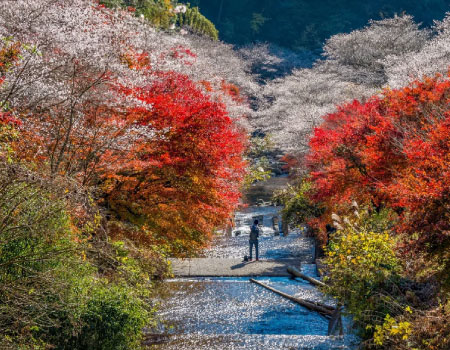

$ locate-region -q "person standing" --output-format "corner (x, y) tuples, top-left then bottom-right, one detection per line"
(249, 220), (260, 261)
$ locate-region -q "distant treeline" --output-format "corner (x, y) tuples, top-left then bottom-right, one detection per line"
(191, 0), (450, 51)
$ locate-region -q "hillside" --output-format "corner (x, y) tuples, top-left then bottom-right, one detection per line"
(191, 0), (449, 52)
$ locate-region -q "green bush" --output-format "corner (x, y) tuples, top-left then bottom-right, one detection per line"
(0, 166), (159, 350)
(273, 179), (323, 228)
(323, 207), (404, 338)
(41, 243), (158, 350)
(61, 283), (153, 350)
(0, 169), (78, 348)
(177, 6), (219, 39)
(243, 135), (273, 187)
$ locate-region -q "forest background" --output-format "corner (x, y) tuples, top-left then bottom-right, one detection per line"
(192, 0), (449, 54)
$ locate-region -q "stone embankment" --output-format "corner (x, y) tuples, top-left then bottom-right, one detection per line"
(170, 258), (301, 277)
(170, 231), (315, 277)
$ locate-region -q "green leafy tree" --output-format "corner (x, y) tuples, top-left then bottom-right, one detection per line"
(243, 135), (273, 187)
(273, 180), (323, 228)
(101, 0), (219, 39)
(177, 6), (218, 39)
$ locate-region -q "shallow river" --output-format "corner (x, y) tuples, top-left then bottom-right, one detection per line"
(153, 265), (359, 349)
(151, 206), (359, 349)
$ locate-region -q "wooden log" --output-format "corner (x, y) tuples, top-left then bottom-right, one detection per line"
(249, 278), (334, 317)
(310, 300), (336, 312)
(287, 266), (327, 289)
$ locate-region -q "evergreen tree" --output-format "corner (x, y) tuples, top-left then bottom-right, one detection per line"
(101, 0), (219, 39)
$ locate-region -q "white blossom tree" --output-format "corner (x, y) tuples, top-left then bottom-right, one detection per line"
(385, 13), (450, 87)
(321, 15), (428, 87)
(255, 68), (374, 153)
(0, 0), (255, 119)
(254, 15), (433, 154)
(0, 0), (256, 179)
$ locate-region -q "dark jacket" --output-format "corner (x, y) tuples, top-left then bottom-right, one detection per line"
(249, 224), (260, 241)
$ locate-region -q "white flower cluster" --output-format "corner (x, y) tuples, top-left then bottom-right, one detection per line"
(173, 5), (187, 14)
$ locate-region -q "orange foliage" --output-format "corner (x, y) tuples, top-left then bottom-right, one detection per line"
(221, 80), (245, 103)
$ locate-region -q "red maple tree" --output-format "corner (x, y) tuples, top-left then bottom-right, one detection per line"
(308, 75), (450, 258)
(8, 39), (247, 255)
(100, 71), (246, 253)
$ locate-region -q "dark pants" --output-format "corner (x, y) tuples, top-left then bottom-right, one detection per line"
(249, 240), (259, 260)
